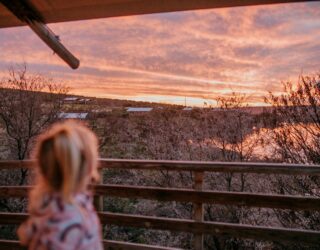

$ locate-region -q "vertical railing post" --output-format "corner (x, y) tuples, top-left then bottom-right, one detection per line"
(193, 170), (204, 250)
(94, 168), (103, 211)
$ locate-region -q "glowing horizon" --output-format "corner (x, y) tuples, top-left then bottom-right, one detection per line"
(0, 1), (319, 106)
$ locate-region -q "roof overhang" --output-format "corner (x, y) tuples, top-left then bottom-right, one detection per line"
(0, 0), (318, 69)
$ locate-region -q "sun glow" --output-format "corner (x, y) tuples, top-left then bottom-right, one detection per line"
(0, 1), (319, 106)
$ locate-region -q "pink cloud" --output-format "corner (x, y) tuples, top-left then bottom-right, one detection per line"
(0, 1), (319, 106)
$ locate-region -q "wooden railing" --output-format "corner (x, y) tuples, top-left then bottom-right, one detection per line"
(1, 159), (320, 249)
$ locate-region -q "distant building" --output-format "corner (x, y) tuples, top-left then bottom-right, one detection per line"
(58, 112), (88, 119)
(78, 98), (91, 104)
(126, 107), (153, 112)
(92, 108), (112, 113)
(182, 107), (193, 111)
(64, 97), (78, 102)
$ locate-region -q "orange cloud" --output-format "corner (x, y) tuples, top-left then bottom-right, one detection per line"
(0, 1), (319, 106)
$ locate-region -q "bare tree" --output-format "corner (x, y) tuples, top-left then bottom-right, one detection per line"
(94, 97), (269, 248)
(265, 75), (320, 164)
(0, 65), (69, 242)
(265, 74), (320, 248)
(213, 92), (260, 162)
(0, 64), (69, 184)
(204, 92), (264, 249)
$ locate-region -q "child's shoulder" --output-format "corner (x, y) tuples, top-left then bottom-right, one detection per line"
(29, 191), (98, 238)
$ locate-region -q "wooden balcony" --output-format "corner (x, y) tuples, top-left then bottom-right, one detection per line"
(0, 159), (320, 250)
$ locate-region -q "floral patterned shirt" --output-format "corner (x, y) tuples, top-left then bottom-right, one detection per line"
(18, 192), (103, 250)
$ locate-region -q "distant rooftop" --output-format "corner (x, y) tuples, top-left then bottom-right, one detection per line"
(59, 112), (88, 119)
(64, 97), (78, 101)
(126, 107), (153, 112)
(79, 98), (91, 102)
(183, 107), (193, 111)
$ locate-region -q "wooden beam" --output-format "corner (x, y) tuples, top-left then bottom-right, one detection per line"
(2, 185), (320, 210)
(100, 212), (320, 245)
(0, 0), (317, 28)
(0, 212), (27, 224)
(96, 184), (320, 210)
(99, 159), (320, 175)
(193, 171), (204, 250)
(93, 168), (104, 211)
(0, 0), (79, 69)
(32, 0), (318, 25)
(0, 186), (30, 197)
(0, 240), (26, 250)
(1, 212), (320, 245)
(0, 240), (181, 250)
(0, 160), (33, 169)
(1, 159), (320, 175)
(26, 20), (80, 69)
(103, 240), (182, 250)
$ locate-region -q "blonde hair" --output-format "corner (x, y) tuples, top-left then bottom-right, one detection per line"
(30, 121), (99, 209)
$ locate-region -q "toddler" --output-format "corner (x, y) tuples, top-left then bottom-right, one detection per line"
(18, 121), (103, 250)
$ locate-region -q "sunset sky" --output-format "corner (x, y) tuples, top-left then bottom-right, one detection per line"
(0, 1), (319, 106)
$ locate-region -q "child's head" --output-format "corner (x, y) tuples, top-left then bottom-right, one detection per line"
(33, 120), (99, 202)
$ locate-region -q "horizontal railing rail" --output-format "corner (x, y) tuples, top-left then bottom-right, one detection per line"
(1, 159), (320, 249)
(0, 239), (181, 250)
(1, 159), (320, 175)
(1, 185), (320, 211)
(0, 212), (320, 245)
(99, 159), (320, 175)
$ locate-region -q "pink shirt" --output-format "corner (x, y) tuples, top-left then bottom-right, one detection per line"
(18, 192), (103, 250)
